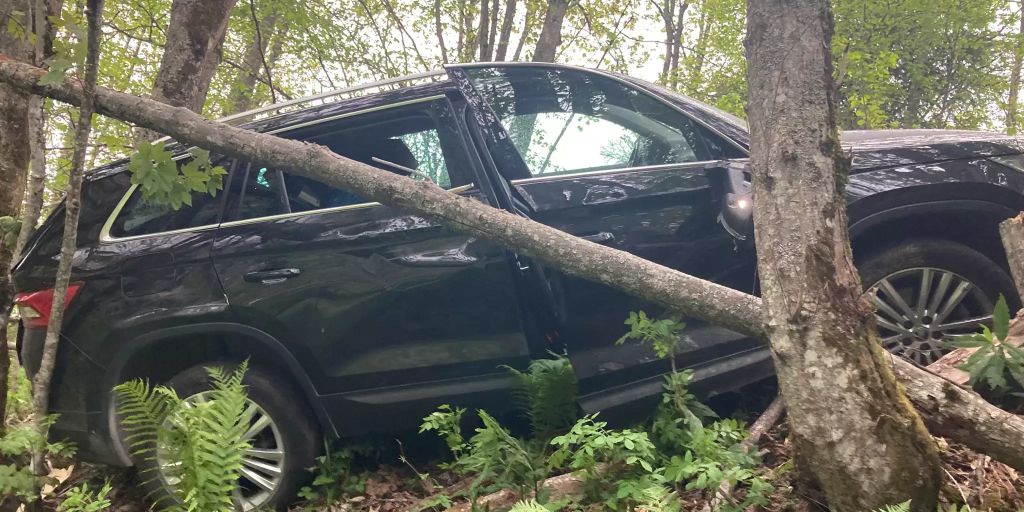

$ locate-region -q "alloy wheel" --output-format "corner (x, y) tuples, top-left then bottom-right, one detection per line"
(157, 393), (286, 511)
(867, 267), (993, 366)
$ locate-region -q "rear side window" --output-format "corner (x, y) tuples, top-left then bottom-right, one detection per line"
(223, 98), (471, 222)
(107, 157), (226, 238)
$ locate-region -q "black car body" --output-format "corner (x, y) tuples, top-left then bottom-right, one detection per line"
(13, 63), (1024, 508)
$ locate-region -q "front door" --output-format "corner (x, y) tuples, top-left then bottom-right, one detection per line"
(454, 65), (765, 409)
(211, 96), (531, 433)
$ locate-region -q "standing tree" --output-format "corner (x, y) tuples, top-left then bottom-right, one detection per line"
(1008, 11), (1024, 135)
(151, 0), (237, 112)
(30, 0), (103, 472)
(0, 1), (35, 433)
(745, 0), (941, 510)
(532, 0), (572, 62)
(225, 0), (283, 115)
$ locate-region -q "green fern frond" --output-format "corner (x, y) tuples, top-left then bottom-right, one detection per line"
(115, 363), (253, 512)
(508, 500), (551, 512)
(505, 357), (577, 435)
(873, 501), (911, 512)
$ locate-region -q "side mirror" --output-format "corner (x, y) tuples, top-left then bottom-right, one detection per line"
(708, 161), (753, 241)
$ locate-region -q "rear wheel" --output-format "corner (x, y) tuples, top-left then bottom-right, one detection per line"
(140, 363), (320, 511)
(858, 239), (1017, 366)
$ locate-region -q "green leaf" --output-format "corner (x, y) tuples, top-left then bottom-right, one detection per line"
(993, 294), (1010, 341)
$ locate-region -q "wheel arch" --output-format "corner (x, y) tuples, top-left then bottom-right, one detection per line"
(104, 322), (337, 462)
(848, 184), (1022, 270)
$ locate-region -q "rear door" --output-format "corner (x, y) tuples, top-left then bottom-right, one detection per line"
(452, 65), (767, 409)
(211, 95), (533, 433)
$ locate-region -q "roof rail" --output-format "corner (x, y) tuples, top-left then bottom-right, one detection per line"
(217, 69), (447, 127)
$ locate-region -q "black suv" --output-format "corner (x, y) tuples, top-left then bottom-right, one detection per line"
(13, 63), (1024, 509)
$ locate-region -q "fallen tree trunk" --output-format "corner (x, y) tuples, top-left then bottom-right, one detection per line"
(1, 55), (1022, 472)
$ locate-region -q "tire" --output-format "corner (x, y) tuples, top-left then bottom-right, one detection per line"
(857, 238), (1018, 365)
(136, 362), (321, 511)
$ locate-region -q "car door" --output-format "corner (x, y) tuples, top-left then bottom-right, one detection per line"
(211, 95), (533, 433)
(453, 65), (768, 409)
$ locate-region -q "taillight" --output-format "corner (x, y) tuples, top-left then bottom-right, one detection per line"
(12, 283), (84, 329)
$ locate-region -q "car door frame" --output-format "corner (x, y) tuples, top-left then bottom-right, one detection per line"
(446, 63), (775, 413)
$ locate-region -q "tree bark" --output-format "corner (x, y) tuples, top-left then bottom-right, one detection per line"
(0, 0), (35, 435)
(4, 54), (1024, 484)
(477, 0), (491, 61)
(1008, 15), (1024, 135)
(30, 0), (103, 471)
(149, 0), (237, 113)
(1000, 213), (1024, 303)
(892, 361), (1024, 471)
(532, 0), (570, 62)
(15, 0), (61, 259)
(434, 0), (449, 63)
(745, 1), (941, 510)
(225, 5), (280, 115)
(494, 0), (516, 61)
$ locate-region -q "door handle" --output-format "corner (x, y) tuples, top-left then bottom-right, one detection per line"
(243, 268), (301, 284)
(580, 232), (615, 244)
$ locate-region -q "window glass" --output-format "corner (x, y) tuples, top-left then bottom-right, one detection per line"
(224, 101), (466, 222)
(467, 67), (712, 177)
(108, 157), (225, 238)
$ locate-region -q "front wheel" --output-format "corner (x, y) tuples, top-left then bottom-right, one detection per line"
(139, 363), (321, 511)
(858, 239), (1018, 366)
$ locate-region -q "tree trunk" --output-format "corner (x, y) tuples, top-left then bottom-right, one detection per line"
(30, 0), (103, 471)
(225, 6), (280, 115)
(494, 0), (515, 61)
(15, 0), (61, 258)
(0, 0), (35, 434)
(5, 54), (1024, 483)
(150, 0), (237, 113)
(1008, 14), (1023, 135)
(744, 1), (941, 510)
(659, 0), (674, 80)
(477, 0), (491, 61)
(434, 0), (449, 63)
(532, 0), (570, 62)
(1000, 213), (1024, 302)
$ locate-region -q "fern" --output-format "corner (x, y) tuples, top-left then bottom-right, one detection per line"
(508, 499), (552, 512)
(114, 361), (252, 512)
(873, 501), (911, 512)
(505, 357), (578, 435)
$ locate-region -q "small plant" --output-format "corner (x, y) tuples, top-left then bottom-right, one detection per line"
(549, 415), (658, 508)
(0, 416), (76, 505)
(949, 295), (1024, 397)
(57, 482), (113, 512)
(297, 441), (373, 502)
(617, 311), (689, 372)
(420, 404), (467, 458)
(114, 362), (251, 512)
(504, 356), (577, 435)
(455, 411), (550, 501)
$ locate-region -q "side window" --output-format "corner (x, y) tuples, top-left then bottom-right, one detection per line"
(467, 67), (713, 178)
(108, 156), (226, 238)
(224, 100), (467, 222)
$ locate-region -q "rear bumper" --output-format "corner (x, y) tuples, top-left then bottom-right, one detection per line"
(18, 323), (129, 467)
